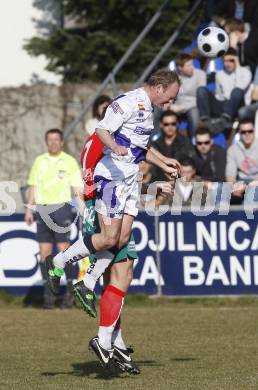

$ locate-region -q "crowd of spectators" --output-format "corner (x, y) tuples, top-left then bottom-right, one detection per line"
(139, 9), (258, 208)
(83, 3), (258, 208)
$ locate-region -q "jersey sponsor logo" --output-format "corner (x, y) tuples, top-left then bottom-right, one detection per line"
(134, 126), (152, 135)
(111, 101), (124, 115)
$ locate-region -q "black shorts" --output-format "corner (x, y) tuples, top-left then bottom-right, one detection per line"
(35, 203), (74, 243)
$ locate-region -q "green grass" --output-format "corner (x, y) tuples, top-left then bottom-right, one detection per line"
(1, 299), (258, 390)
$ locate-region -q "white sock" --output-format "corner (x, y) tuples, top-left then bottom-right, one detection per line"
(98, 326), (114, 350)
(111, 327), (127, 350)
(53, 235), (91, 269)
(98, 301), (124, 350)
(83, 250), (114, 291)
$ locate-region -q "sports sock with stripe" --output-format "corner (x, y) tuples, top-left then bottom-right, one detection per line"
(98, 284), (125, 350)
(53, 235), (97, 269)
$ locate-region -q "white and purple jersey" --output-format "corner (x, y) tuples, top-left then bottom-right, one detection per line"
(94, 87), (154, 218)
(96, 87), (154, 166)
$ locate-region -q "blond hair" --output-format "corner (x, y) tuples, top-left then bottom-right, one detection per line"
(147, 68), (180, 89)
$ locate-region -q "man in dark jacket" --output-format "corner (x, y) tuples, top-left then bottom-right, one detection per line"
(215, 0), (258, 28)
(225, 18), (258, 76)
(193, 127), (226, 182)
(151, 111), (195, 181)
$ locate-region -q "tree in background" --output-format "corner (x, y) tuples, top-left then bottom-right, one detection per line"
(24, 0), (202, 82)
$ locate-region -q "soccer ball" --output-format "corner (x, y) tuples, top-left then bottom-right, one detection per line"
(197, 27), (229, 58)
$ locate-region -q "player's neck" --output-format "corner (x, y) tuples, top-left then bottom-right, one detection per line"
(143, 85), (156, 105)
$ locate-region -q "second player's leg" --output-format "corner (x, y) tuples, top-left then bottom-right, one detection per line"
(39, 242), (55, 308)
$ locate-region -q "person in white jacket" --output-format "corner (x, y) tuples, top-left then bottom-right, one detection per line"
(197, 47), (252, 131)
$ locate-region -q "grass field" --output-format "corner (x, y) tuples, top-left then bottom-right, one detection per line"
(1, 297), (258, 390)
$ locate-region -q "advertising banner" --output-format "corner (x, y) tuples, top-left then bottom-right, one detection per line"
(1, 211), (258, 296)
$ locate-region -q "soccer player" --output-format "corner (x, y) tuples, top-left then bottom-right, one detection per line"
(46, 68), (180, 367)
(77, 132), (177, 373)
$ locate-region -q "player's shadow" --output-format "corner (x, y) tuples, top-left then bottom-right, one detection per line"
(42, 361), (125, 380)
(42, 359), (161, 379)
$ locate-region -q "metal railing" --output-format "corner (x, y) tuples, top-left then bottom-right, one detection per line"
(134, 0), (203, 87)
(64, 0), (203, 140)
(64, 0), (170, 139)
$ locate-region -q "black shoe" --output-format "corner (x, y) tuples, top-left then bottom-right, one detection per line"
(73, 280), (97, 318)
(113, 345), (141, 375)
(45, 255), (64, 295)
(88, 337), (115, 369)
(221, 113), (233, 131)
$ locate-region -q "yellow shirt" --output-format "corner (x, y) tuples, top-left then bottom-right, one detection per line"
(28, 151), (83, 204)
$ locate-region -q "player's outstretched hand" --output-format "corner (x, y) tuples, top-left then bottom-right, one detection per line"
(163, 165), (180, 181)
(112, 144), (128, 156)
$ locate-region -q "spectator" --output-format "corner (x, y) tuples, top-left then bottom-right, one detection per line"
(168, 52), (206, 136)
(172, 157), (212, 207)
(225, 18), (258, 76)
(214, 0), (258, 29)
(197, 48), (252, 132)
(139, 160), (155, 195)
(226, 119), (258, 202)
(151, 111), (195, 180)
(25, 128), (84, 309)
(194, 127), (226, 182)
(238, 100), (258, 130)
(85, 95), (112, 137)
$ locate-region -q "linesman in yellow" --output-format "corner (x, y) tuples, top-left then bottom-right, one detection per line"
(25, 128), (84, 309)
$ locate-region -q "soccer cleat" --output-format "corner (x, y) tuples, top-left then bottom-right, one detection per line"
(73, 280), (97, 318)
(113, 345), (141, 375)
(45, 255), (64, 295)
(88, 337), (115, 369)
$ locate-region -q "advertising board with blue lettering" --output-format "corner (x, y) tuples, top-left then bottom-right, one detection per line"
(1, 211), (258, 296)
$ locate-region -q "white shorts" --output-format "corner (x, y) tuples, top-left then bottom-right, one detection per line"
(94, 174), (139, 219)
